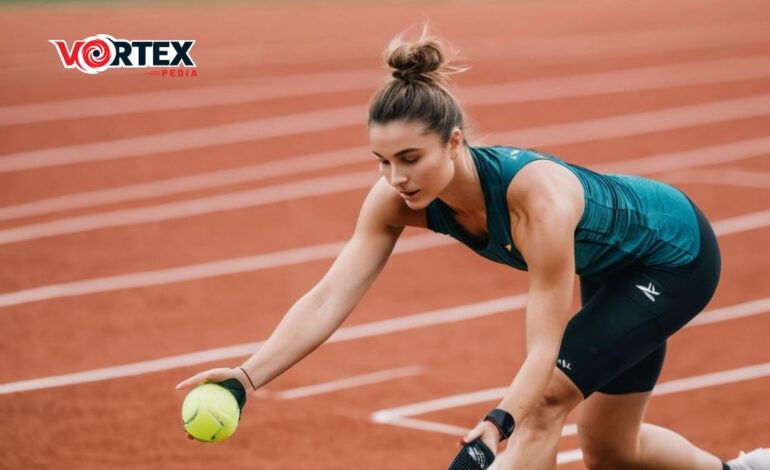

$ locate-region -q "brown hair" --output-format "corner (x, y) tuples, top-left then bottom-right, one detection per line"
(368, 25), (470, 145)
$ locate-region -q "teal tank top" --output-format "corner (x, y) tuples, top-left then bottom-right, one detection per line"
(425, 146), (701, 280)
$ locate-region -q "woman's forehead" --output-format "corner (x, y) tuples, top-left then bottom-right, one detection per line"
(369, 121), (437, 147)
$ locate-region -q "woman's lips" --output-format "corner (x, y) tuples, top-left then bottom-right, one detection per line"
(399, 189), (420, 198)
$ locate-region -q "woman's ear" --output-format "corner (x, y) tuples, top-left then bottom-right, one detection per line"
(449, 127), (464, 155)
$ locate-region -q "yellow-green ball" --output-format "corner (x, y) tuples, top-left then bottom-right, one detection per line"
(182, 383), (240, 442)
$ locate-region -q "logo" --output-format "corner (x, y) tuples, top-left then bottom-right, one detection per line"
(557, 358), (572, 370)
(635, 282), (661, 302)
(504, 243), (512, 252)
(49, 34), (196, 76)
(467, 446), (488, 466)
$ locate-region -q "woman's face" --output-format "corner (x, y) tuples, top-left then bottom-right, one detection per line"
(369, 120), (460, 209)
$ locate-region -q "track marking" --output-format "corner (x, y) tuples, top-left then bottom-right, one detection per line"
(5, 21), (769, 74)
(195, 21), (770, 68)
(0, 170), (380, 245)
(3, 100), (770, 241)
(3, 83), (770, 174)
(0, 233), (451, 308)
(3, 133), (769, 225)
(263, 366), (424, 401)
(4, 54), (770, 126)
(371, 361), (770, 467)
(490, 94), (770, 147)
(372, 299), (770, 433)
(1, 291), (769, 396)
(1, 205), (769, 310)
(0, 70), (381, 126)
(662, 168), (770, 188)
(0, 296), (528, 395)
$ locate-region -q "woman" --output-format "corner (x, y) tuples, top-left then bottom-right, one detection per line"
(176, 29), (768, 469)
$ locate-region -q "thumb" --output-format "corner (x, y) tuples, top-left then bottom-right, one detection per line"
(460, 423), (484, 446)
(176, 368), (233, 390)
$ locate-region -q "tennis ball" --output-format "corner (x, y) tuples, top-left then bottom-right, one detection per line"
(182, 383), (240, 442)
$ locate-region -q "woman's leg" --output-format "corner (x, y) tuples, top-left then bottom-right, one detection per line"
(500, 369), (583, 470)
(578, 390), (724, 470)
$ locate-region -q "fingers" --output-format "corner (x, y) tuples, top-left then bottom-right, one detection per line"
(175, 368), (232, 390)
(460, 423), (483, 446)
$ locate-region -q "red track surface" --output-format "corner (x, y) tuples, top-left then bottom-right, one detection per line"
(1, 1), (769, 468)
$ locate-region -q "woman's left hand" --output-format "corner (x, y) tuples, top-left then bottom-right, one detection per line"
(460, 419), (500, 457)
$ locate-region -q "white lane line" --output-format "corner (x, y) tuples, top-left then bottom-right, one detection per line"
(3, 131), (769, 226)
(3, 98), (770, 242)
(0, 70), (382, 126)
(0, 233), (452, 309)
(1, 287), (768, 397)
(0, 296), (529, 395)
(198, 21), (770, 68)
(0, 170), (379, 245)
(370, 360), (770, 453)
(3, 287), (769, 397)
(0, 105), (367, 174)
(4, 54), (770, 126)
(3, 71), (770, 175)
(490, 94), (770, 147)
(6, 20), (769, 73)
(459, 55), (770, 106)
(372, 297), (770, 429)
(264, 366), (424, 401)
(661, 168), (770, 189)
(711, 209), (770, 236)
(0, 146), (370, 222)
(688, 297), (770, 326)
(0, 203), (769, 310)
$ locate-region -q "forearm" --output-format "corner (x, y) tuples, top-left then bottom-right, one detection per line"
(496, 347), (559, 425)
(496, 284), (572, 426)
(240, 287), (346, 390)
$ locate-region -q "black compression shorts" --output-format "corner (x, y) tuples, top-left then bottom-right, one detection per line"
(556, 201), (721, 397)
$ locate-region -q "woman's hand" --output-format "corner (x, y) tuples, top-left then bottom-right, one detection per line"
(459, 419), (500, 457)
(176, 367), (251, 392)
(176, 367), (253, 440)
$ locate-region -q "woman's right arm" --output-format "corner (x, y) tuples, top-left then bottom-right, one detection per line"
(176, 178), (406, 394)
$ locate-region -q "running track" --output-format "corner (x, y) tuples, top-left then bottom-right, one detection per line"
(1, 0), (769, 468)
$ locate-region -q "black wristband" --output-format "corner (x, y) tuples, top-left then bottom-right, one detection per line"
(216, 378), (247, 412)
(483, 409), (515, 442)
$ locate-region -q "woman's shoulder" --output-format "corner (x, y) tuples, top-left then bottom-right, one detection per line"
(363, 177), (428, 230)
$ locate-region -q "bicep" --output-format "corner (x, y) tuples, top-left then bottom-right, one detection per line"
(508, 165), (582, 350)
(314, 179), (404, 311)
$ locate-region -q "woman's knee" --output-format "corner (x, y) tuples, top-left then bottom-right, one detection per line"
(582, 447), (638, 470)
(579, 427), (639, 470)
(527, 370), (583, 430)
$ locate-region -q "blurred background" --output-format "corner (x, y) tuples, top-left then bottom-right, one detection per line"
(1, 0), (769, 468)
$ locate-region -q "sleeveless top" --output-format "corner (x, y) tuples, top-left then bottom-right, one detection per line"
(425, 146), (701, 281)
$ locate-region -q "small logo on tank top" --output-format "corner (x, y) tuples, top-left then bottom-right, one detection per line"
(635, 282), (661, 302)
(557, 358), (572, 370)
(504, 244), (512, 251)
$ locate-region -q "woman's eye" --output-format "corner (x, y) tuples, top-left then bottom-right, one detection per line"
(378, 160), (390, 166)
(404, 157), (419, 164)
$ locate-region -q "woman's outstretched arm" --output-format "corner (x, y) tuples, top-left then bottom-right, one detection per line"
(176, 178), (405, 395)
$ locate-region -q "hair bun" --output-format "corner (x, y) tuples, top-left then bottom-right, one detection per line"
(388, 41), (443, 83)
(385, 25), (467, 87)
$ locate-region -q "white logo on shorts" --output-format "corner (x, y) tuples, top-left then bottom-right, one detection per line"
(636, 282), (660, 302)
(557, 358), (572, 370)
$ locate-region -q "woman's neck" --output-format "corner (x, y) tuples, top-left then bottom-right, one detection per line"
(437, 145), (486, 216)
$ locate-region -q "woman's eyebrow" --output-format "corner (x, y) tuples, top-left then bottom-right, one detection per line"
(372, 147), (421, 158)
